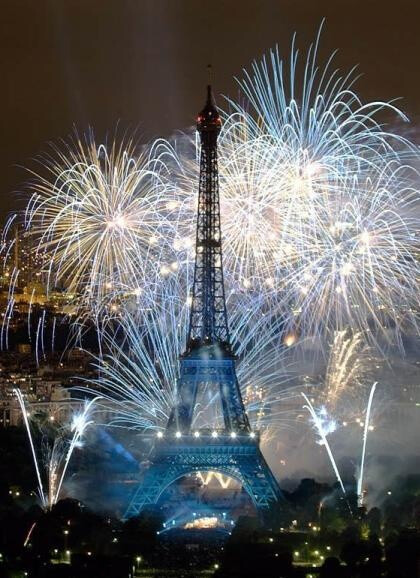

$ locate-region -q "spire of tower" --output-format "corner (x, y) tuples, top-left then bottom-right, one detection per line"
(186, 84), (229, 350)
(197, 84), (221, 133)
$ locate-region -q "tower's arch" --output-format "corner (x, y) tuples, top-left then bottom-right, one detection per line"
(147, 465), (257, 510)
(124, 434), (282, 518)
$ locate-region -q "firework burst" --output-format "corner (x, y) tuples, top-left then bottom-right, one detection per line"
(278, 170), (419, 342)
(77, 287), (299, 446)
(231, 24), (415, 173)
(323, 329), (369, 412)
(3, 27), (418, 347)
(163, 28), (420, 344)
(23, 131), (175, 318)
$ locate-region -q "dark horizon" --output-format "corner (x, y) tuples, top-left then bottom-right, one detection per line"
(1, 0), (420, 218)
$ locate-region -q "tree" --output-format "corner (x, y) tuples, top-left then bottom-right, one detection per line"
(366, 507), (382, 536)
(320, 556), (345, 578)
(385, 529), (419, 578)
(119, 507), (163, 561)
(228, 515), (261, 543)
(265, 495), (295, 529)
(340, 538), (366, 572)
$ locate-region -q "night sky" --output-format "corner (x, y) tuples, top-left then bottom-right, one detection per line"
(1, 0), (420, 217)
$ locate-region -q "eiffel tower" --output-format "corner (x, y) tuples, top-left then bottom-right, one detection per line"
(124, 85), (282, 518)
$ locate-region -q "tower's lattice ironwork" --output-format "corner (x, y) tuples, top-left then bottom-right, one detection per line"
(124, 86), (282, 519)
(187, 85), (229, 346)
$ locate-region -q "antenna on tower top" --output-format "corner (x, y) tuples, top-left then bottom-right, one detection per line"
(207, 64), (213, 84)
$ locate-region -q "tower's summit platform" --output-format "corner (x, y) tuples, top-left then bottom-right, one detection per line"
(197, 85), (221, 132)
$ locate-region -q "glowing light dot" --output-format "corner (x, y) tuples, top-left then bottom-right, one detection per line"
(284, 334), (296, 347)
(341, 262), (354, 276)
(175, 431), (182, 438)
(360, 231), (370, 244)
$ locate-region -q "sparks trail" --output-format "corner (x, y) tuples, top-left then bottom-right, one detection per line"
(13, 389), (96, 510)
(357, 382), (377, 506)
(301, 392), (346, 494)
(77, 296), (299, 445)
(314, 328), (380, 425)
